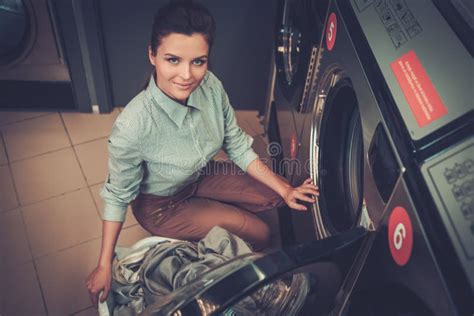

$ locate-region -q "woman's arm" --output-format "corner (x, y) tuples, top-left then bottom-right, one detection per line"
(86, 220), (123, 306)
(246, 158), (318, 211)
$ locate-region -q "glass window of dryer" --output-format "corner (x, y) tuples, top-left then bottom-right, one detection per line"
(0, 0), (31, 65)
(317, 78), (364, 234)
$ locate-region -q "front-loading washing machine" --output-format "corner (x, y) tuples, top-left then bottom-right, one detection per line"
(0, 0), (112, 112)
(0, 0), (77, 110)
(284, 0), (473, 314)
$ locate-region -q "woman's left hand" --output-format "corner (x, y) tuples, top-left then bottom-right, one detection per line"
(281, 178), (319, 211)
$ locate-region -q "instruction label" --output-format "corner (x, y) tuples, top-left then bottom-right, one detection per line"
(372, 0), (422, 48)
(390, 50), (448, 127)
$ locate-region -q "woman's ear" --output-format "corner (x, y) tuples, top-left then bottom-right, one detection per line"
(148, 46), (156, 66)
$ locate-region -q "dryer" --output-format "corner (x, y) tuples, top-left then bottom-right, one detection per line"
(285, 0), (473, 314)
(0, 0), (112, 112)
(0, 0), (76, 110)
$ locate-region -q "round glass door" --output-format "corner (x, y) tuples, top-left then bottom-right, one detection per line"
(140, 228), (367, 315)
(310, 74), (365, 238)
(0, 0), (35, 66)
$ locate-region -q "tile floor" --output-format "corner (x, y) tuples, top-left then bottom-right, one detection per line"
(0, 108), (277, 316)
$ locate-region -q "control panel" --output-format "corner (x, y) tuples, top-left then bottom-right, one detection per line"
(421, 137), (474, 288)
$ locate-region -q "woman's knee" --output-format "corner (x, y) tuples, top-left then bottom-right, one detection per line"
(239, 217), (271, 251)
(251, 224), (271, 251)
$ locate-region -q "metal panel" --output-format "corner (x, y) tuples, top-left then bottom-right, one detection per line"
(421, 136), (474, 289)
(350, 0), (473, 141)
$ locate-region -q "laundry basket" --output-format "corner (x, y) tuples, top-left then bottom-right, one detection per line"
(98, 236), (180, 316)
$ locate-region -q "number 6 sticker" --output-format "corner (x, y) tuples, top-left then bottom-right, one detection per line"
(326, 13), (337, 51)
(388, 206), (413, 266)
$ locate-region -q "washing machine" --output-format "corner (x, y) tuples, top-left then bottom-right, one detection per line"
(274, 0), (472, 314)
(137, 0), (473, 314)
(268, 0), (329, 245)
(271, 0), (326, 168)
(0, 0), (112, 112)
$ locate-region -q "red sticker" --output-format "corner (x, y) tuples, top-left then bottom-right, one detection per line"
(326, 13), (337, 51)
(388, 206), (413, 266)
(290, 133), (297, 160)
(390, 50), (448, 128)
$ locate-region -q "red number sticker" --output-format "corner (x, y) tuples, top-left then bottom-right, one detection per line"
(388, 206), (413, 266)
(326, 13), (337, 51)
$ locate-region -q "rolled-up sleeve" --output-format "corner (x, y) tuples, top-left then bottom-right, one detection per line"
(220, 88), (259, 171)
(100, 117), (143, 222)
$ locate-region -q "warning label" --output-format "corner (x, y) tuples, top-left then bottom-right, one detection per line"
(390, 50), (448, 127)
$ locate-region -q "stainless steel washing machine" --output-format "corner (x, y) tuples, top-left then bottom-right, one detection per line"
(272, 0), (473, 314)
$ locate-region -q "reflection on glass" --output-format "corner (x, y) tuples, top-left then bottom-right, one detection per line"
(0, 0), (25, 14)
(222, 273), (310, 315)
(0, 0), (27, 61)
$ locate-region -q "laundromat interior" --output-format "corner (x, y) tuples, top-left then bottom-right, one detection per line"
(0, 0), (473, 315)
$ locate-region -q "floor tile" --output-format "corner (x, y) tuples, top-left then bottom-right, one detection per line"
(0, 261), (47, 316)
(90, 184), (137, 228)
(0, 165), (19, 212)
(62, 108), (120, 145)
(0, 132), (7, 165)
(1, 113), (70, 162)
(117, 224), (151, 247)
(22, 188), (102, 258)
(0, 110), (52, 126)
(0, 209), (32, 270)
(11, 148), (87, 205)
(75, 138), (109, 186)
(35, 238), (101, 316)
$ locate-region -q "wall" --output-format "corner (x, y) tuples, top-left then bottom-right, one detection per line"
(98, 0), (278, 110)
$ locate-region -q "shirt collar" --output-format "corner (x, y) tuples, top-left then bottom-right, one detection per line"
(146, 73), (206, 128)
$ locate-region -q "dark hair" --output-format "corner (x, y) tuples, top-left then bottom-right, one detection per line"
(149, 0), (216, 55)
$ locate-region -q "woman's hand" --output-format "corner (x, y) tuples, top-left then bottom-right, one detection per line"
(281, 178), (319, 211)
(85, 264), (112, 307)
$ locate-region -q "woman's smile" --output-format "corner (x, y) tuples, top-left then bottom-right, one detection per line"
(173, 81), (195, 90)
(148, 33), (209, 103)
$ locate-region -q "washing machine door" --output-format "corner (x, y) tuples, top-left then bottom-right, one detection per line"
(141, 227), (367, 316)
(0, 0), (35, 66)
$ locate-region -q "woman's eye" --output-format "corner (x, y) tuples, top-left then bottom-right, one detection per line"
(167, 58), (179, 64)
(192, 59), (207, 66)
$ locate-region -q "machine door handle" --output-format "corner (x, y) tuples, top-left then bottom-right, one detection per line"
(368, 124), (403, 203)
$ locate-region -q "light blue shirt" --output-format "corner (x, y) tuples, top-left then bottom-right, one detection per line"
(100, 71), (259, 222)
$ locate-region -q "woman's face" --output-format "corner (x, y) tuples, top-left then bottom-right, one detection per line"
(149, 33), (209, 103)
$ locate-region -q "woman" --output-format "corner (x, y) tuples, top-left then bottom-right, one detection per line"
(86, 0), (318, 306)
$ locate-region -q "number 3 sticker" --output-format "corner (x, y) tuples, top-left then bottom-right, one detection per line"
(326, 13), (337, 51)
(388, 206), (413, 266)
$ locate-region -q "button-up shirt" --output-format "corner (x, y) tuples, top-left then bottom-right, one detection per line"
(100, 71), (259, 222)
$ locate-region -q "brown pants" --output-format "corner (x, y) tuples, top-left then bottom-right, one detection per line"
(131, 160), (285, 250)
